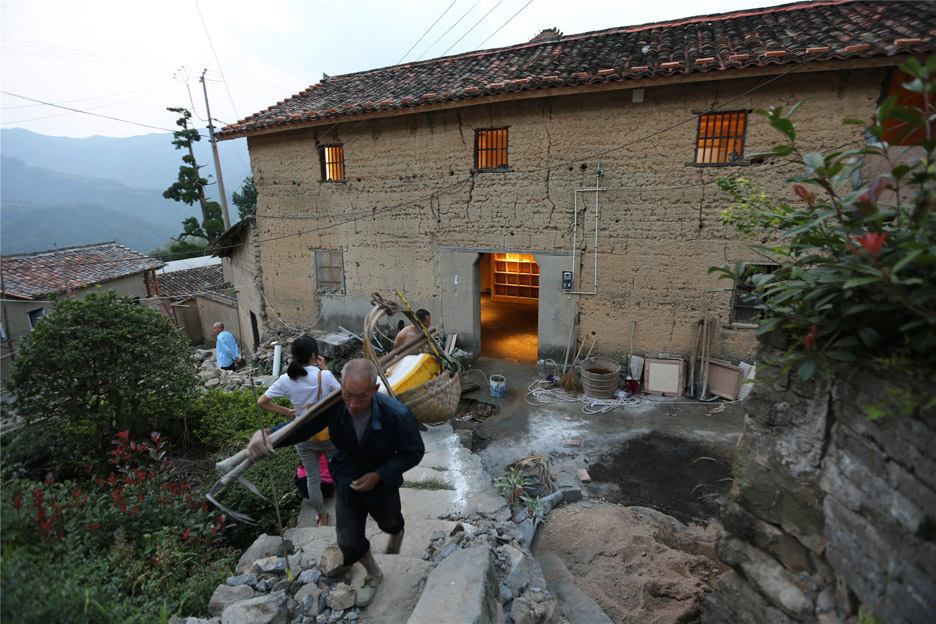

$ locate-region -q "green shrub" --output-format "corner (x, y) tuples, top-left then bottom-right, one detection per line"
(187, 387), (304, 546)
(7, 290), (199, 477)
(190, 387), (290, 450)
(711, 55), (936, 384)
(1, 431), (236, 622)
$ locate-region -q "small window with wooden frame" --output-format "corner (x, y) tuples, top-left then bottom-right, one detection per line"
(314, 250), (345, 295)
(730, 263), (778, 325)
(474, 128), (509, 171)
(690, 111), (749, 166)
(319, 144), (346, 182)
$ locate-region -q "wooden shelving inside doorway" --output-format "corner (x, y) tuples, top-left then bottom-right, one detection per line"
(492, 253), (539, 305)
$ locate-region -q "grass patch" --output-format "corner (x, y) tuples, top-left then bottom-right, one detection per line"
(402, 478), (454, 491)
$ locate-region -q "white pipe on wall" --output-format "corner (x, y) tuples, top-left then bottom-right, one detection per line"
(567, 163), (605, 295)
(272, 343), (282, 378)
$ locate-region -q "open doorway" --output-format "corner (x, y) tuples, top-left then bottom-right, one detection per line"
(479, 253), (538, 363)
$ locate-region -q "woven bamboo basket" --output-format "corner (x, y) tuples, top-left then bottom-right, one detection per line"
(396, 369), (462, 424)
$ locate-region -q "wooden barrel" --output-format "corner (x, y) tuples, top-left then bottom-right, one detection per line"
(580, 357), (621, 399)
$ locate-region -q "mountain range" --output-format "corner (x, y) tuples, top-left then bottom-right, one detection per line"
(0, 128), (250, 256)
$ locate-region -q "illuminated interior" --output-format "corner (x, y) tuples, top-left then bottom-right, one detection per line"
(323, 145), (345, 181)
(695, 112), (746, 164)
(477, 129), (508, 169)
(481, 253), (538, 363)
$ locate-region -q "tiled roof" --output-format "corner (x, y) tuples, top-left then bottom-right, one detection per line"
(219, 0), (936, 138)
(0, 242), (165, 300)
(209, 216), (255, 258)
(158, 264), (225, 301)
(197, 290), (237, 308)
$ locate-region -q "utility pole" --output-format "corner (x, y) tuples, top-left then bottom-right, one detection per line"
(200, 69), (231, 230)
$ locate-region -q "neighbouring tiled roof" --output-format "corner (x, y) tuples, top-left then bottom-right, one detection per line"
(197, 290), (237, 308)
(0, 242), (165, 300)
(158, 264), (225, 301)
(220, 0), (936, 138)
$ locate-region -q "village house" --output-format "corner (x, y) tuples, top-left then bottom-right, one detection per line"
(0, 241), (165, 380)
(210, 215), (265, 353)
(217, 0), (936, 368)
(156, 258), (230, 345)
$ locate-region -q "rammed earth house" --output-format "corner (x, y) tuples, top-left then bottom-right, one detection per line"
(218, 0), (936, 364)
(0, 242), (165, 380)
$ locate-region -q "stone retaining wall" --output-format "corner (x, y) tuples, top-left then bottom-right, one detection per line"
(702, 342), (936, 624)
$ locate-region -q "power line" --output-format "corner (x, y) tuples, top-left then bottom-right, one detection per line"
(397, 0), (458, 65)
(475, 0), (534, 50)
(1, 82), (182, 126)
(416, 1), (480, 61)
(1, 91), (185, 133)
(441, 0), (504, 57)
(2, 38), (184, 80)
(0, 83), (181, 110)
(194, 0), (240, 124)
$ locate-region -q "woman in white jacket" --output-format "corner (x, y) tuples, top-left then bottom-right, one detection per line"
(258, 336), (340, 526)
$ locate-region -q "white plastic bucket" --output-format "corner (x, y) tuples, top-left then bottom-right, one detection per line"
(489, 374), (506, 398)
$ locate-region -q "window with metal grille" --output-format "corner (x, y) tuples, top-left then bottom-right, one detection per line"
(320, 145), (345, 182)
(731, 264), (778, 324)
(475, 128), (509, 171)
(314, 250), (345, 295)
(692, 111), (748, 166)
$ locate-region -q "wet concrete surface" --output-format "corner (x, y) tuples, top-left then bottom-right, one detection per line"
(460, 356), (745, 523)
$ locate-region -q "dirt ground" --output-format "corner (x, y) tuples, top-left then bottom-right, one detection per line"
(532, 502), (725, 624)
(461, 359), (744, 624)
(586, 432), (734, 525)
(526, 433), (732, 624)
(451, 397), (501, 432)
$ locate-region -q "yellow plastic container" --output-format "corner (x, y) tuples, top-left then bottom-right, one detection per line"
(378, 354), (440, 395)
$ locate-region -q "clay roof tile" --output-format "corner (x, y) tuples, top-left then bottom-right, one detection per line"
(218, 1), (936, 138)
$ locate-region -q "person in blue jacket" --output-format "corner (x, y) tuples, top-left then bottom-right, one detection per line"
(213, 322), (240, 370)
(247, 358), (425, 607)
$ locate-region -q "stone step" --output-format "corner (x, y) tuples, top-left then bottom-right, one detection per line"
(366, 518), (478, 559)
(353, 554), (433, 624)
(282, 525), (337, 569)
(408, 546), (504, 624)
(213, 414), (562, 624)
(296, 495), (336, 529)
(399, 486), (508, 524)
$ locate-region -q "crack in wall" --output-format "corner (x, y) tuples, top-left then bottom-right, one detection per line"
(456, 110), (466, 146)
(465, 176), (475, 220)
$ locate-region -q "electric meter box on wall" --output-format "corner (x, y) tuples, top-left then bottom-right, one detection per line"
(561, 271), (573, 290)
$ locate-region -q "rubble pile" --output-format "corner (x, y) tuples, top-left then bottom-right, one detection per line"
(193, 329), (360, 394)
(430, 510), (560, 624)
(190, 507), (560, 624)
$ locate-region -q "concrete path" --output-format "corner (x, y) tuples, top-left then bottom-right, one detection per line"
(207, 421), (568, 624)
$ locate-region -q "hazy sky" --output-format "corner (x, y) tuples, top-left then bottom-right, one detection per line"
(2, 0), (790, 140)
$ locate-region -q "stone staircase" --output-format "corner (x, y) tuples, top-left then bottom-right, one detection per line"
(190, 422), (563, 624)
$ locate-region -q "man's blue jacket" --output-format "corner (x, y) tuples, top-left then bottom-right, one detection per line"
(272, 393), (425, 503)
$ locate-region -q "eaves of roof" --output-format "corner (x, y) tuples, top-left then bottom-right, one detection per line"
(219, 0), (936, 140)
(209, 216), (255, 258)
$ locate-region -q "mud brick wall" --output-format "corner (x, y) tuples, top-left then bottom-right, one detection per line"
(246, 67), (885, 363)
(702, 341), (936, 624)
